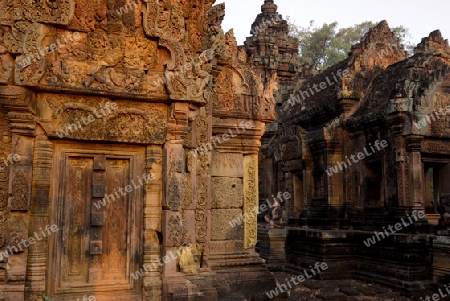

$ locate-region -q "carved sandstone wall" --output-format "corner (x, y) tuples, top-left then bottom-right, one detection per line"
(0, 1), (276, 300)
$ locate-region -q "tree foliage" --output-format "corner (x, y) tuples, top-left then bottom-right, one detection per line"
(287, 19), (413, 70)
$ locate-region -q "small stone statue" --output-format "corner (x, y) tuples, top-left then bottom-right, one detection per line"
(264, 200), (283, 227)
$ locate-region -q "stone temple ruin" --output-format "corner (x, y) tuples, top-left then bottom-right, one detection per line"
(258, 0), (450, 297)
(1, 0), (450, 299)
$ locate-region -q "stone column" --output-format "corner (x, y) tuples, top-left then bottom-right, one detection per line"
(326, 139), (344, 207)
(142, 145), (163, 300)
(162, 102), (196, 298)
(0, 86), (36, 301)
(396, 143), (409, 208)
(387, 100), (408, 209)
(302, 148), (313, 211)
(24, 131), (52, 301)
(407, 135), (425, 210)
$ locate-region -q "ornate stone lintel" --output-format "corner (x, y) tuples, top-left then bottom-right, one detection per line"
(37, 93), (168, 144)
(421, 140), (450, 154)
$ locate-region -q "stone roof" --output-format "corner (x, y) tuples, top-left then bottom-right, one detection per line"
(348, 30), (450, 126)
(282, 21), (410, 129)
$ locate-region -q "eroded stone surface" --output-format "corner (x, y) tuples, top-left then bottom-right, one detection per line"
(212, 177), (243, 209)
(211, 209), (243, 240)
(0, 0), (277, 300)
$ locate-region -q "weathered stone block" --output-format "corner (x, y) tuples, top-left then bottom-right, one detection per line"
(162, 211), (182, 247)
(164, 144), (185, 174)
(208, 240), (245, 255)
(211, 177), (243, 209)
(211, 209), (243, 240)
(211, 153), (243, 177)
(165, 173), (183, 211)
(181, 210), (196, 245)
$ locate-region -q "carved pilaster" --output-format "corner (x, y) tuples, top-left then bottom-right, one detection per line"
(326, 132), (345, 207)
(395, 139), (409, 208)
(0, 85), (35, 301)
(284, 172), (295, 219)
(407, 135), (424, 209)
(244, 154), (258, 249)
(0, 108), (11, 288)
(142, 145), (163, 300)
(302, 146), (313, 210)
(194, 112), (211, 249)
(25, 130), (53, 301)
(388, 113), (408, 208)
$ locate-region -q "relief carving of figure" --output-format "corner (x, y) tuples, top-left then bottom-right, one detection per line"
(83, 65), (144, 92)
(57, 32), (87, 61)
(192, 70), (212, 101)
(165, 66), (212, 103)
(256, 72), (277, 118)
(107, 68), (144, 91)
(50, 61), (80, 85)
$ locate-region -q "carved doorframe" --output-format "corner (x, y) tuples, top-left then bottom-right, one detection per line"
(47, 142), (145, 300)
(25, 138), (164, 301)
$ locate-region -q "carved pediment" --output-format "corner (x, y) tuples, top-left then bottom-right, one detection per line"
(211, 66), (276, 122)
(143, 0), (187, 69)
(212, 67), (251, 118)
(165, 67), (212, 105)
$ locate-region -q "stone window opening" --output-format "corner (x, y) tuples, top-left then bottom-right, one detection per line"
(362, 161), (383, 208)
(423, 162), (450, 214)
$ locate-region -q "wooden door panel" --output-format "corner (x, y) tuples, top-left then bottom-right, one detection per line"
(49, 144), (144, 300)
(103, 159), (129, 282)
(61, 158), (93, 287)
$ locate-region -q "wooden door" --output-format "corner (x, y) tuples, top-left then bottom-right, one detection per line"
(48, 144), (144, 301)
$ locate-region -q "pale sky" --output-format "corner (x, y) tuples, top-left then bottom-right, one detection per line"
(221, 0), (450, 47)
